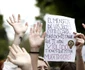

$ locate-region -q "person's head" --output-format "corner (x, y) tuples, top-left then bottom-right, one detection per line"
(38, 56), (50, 70)
(60, 62), (76, 70)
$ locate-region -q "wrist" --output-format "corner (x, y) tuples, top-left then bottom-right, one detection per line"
(15, 34), (23, 40)
(76, 52), (82, 56)
(13, 34), (23, 45)
(15, 33), (24, 37)
(21, 63), (32, 70)
(76, 54), (83, 60)
(29, 51), (39, 54)
(30, 47), (40, 52)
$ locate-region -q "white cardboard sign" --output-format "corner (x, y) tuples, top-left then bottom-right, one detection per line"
(44, 14), (76, 62)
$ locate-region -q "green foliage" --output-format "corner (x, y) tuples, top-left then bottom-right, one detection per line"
(0, 39), (8, 59)
(0, 15), (8, 60)
(0, 15), (3, 29)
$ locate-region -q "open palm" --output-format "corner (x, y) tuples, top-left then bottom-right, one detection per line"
(28, 23), (46, 48)
(7, 14), (28, 35)
(8, 45), (31, 67)
(11, 52), (31, 66)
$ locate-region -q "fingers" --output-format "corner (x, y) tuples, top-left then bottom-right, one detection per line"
(12, 44), (20, 53)
(17, 45), (23, 53)
(76, 38), (82, 42)
(22, 47), (28, 54)
(6, 15), (15, 25)
(18, 14), (20, 23)
(7, 14), (21, 25)
(33, 24), (36, 33)
(30, 24), (37, 34)
(9, 46), (16, 57)
(73, 32), (77, 35)
(12, 44), (23, 53)
(9, 44), (28, 55)
(7, 55), (16, 64)
(6, 16), (13, 26)
(75, 38), (84, 46)
(12, 14), (16, 23)
(9, 44), (27, 54)
(9, 14), (16, 23)
(73, 32), (85, 39)
(82, 23), (85, 29)
(30, 22), (43, 34)
(74, 32), (85, 47)
(6, 20), (12, 26)
(38, 22), (43, 33)
(9, 17), (13, 23)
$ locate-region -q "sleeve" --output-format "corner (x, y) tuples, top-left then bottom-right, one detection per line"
(2, 60), (18, 70)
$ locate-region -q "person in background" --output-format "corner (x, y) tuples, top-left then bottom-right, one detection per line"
(38, 56), (50, 70)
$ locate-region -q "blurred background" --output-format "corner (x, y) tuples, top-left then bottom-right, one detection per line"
(0, 0), (85, 69)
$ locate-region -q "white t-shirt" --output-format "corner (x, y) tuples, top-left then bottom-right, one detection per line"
(2, 60), (21, 70)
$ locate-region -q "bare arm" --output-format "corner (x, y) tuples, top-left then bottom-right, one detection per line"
(6, 14), (28, 60)
(74, 32), (85, 70)
(3, 14), (28, 70)
(28, 22), (46, 70)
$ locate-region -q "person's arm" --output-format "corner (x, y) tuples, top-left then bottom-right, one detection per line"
(7, 14), (28, 60)
(8, 44), (32, 70)
(2, 14), (28, 70)
(28, 22), (46, 70)
(74, 32), (85, 70)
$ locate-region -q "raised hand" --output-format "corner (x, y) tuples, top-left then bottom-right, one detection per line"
(8, 44), (31, 68)
(74, 32), (85, 53)
(7, 14), (28, 36)
(28, 22), (46, 70)
(28, 22), (46, 49)
(74, 33), (85, 70)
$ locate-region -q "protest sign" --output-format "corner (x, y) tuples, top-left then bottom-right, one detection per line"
(44, 14), (76, 62)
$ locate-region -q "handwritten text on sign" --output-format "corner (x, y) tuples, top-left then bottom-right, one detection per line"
(44, 14), (76, 62)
